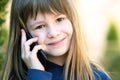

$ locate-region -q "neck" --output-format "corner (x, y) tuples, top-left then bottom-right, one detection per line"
(47, 53), (67, 66)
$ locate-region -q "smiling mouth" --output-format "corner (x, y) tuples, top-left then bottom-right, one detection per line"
(48, 38), (65, 46)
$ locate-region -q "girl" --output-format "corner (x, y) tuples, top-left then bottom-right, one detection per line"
(1, 0), (111, 80)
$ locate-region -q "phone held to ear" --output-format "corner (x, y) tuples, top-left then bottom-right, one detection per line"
(26, 32), (47, 70)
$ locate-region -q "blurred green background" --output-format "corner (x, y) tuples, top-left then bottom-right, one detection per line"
(0, 0), (9, 76)
(101, 22), (120, 80)
(0, 0), (120, 80)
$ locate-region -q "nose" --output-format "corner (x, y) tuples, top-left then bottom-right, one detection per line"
(47, 25), (60, 38)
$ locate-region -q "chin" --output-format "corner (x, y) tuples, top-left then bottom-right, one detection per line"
(47, 48), (68, 57)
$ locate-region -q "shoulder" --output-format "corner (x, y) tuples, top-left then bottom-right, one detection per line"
(91, 65), (112, 80)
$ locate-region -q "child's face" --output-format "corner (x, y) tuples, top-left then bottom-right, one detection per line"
(27, 12), (73, 58)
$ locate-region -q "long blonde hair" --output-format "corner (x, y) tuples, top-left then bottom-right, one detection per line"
(2, 0), (97, 80)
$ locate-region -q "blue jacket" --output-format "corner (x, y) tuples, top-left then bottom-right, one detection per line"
(27, 61), (112, 80)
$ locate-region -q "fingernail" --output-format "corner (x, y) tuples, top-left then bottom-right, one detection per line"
(21, 29), (23, 32)
(35, 37), (38, 40)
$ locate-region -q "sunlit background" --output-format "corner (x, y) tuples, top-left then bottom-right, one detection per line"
(77, 0), (120, 60)
(0, 0), (120, 79)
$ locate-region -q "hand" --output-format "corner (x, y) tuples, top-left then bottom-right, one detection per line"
(21, 29), (45, 70)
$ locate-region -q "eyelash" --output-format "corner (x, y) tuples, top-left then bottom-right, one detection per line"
(35, 25), (46, 29)
(56, 17), (65, 23)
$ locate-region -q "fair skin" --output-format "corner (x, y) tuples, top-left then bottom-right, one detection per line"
(21, 12), (73, 70)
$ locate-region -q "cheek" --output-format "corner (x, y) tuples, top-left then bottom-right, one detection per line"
(38, 36), (45, 44)
(63, 22), (73, 35)
(32, 32), (46, 44)
(68, 25), (73, 35)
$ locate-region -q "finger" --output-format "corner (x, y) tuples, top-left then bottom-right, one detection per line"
(21, 29), (27, 45)
(23, 37), (38, 57)
(31, 45), (42, 56)
(21, 29), (28, 57)
(25, 37), (38, 49)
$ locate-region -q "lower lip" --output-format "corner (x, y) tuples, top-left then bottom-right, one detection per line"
(48, 38), (65, 46)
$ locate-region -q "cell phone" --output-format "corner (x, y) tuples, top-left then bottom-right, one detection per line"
(26, 31), (47, 69)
